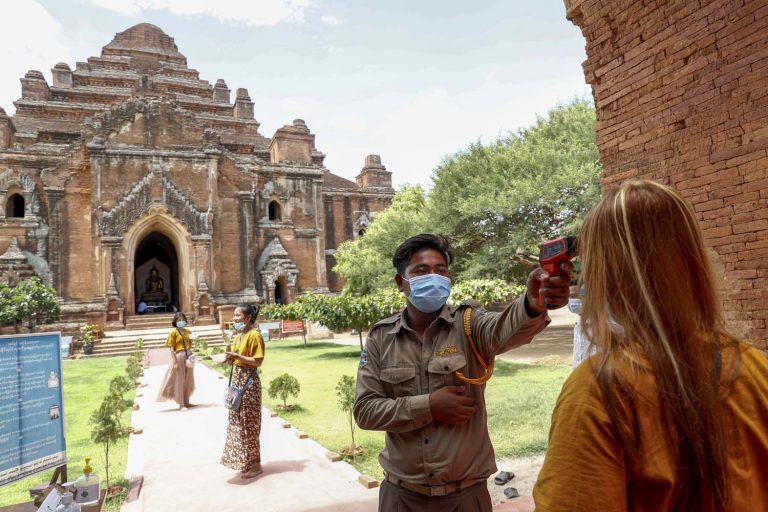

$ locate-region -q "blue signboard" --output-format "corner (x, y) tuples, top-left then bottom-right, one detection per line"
(0, 333), (66, 486)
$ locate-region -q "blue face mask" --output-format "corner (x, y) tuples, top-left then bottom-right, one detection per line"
(233, 322), (246, 332)
(176, 321), (186, 329)
(567, 298), (582, 315)
(404, 274), (451, 313)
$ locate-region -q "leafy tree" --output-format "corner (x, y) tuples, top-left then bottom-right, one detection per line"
(259, 290), (404, 351)
(0, 277), (60, 331)
(448, 279), (525, 307)
(259, 301), (304, 321)
(314, 290), (404, 350)
(336, 375), (359, 459)
(426, 98), (601, 283)
(267, 373), (301, 409)
(333, 185), (429, 294)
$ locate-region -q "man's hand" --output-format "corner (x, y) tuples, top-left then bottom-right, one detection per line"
(525, 263), (572, 316)
(429, 386), (476, 425)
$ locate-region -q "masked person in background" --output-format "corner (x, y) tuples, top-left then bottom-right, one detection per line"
(568, 282), (596, 369)
(533, 180), (768, 511)
(157, 311), (196, 410)
(354, 234), (570, 511)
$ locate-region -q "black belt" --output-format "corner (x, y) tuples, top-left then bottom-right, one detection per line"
(385, 474), (483, 497)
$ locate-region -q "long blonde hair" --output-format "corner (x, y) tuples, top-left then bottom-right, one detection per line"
(579, 179), (739, 511)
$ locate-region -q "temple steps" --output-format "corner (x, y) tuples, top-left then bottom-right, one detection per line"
(90, 324), (226, 358)
(123, 313), (179, 330)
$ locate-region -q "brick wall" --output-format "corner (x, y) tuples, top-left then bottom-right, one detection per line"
(566, 0), (768, 340)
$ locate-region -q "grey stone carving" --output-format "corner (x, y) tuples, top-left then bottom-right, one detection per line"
(256, 238), (300, 303)
(0, 171), (42, 218)
(98, 173), (211, 236)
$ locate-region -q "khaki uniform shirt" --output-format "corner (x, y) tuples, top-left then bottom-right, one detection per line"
(354, 295), (549, 486)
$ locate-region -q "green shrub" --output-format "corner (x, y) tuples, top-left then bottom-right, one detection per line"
(267, 373), (301, 409)
(90, 376), (132, 489)
(125, 355), (141, 384)
(193, 336), (209, 357)
(336, 374), (358, 457)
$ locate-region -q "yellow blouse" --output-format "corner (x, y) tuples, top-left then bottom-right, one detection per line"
(231, 329), (265, 367)
(165, 328), (192, 352)
(533, 345), (768, 511)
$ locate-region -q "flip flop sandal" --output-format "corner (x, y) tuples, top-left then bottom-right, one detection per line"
(494, 470), (515, 485)
(504, 487), (520, 499)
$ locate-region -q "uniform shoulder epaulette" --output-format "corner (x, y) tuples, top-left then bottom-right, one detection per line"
(369, 311), (402, 332)
(462, 299), (482, 309)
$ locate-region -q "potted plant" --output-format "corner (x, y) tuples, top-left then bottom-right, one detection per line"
(81, 324), (97, 355)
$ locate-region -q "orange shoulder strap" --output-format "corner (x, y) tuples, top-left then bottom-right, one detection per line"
(455, 307), (494, 385)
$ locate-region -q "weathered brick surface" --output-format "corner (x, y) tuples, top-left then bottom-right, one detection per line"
(567, 0), (768, 340)
(0, 23), (394, 328)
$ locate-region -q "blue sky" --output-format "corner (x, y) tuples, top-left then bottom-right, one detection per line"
(0, 0), (591, 188)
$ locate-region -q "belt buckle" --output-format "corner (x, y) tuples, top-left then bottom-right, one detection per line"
(429, 485), (447, 497)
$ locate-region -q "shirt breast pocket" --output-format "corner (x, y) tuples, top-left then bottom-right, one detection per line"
(380, 365), (418, 398)
(428, 354), (467, 388)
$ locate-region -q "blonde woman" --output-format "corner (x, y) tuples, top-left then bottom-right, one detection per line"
(534, 180), (768, 511)
(157, 311), (196, 409)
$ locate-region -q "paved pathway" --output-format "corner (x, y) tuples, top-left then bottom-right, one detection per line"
(121, 350), (379, 512)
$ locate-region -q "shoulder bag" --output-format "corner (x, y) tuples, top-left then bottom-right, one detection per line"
(182, 330), (196, 368)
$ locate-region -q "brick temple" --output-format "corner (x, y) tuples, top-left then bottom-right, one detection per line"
(0, 23), (394, 328)
(565, 0), (768, 340)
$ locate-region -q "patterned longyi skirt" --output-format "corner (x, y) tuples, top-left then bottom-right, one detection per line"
(220, 366), (262, 472)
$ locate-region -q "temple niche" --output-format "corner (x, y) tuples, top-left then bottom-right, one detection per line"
(0, 23), (394, 329)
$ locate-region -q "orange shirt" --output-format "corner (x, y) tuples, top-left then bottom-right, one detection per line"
(534, 344), (768, 511)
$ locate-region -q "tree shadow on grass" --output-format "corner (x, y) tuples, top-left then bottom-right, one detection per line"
(274, 404), (306, 413)
(308, 347), (362, 360)
(490, 360), (529, 378)
(289, 341), (340, 351)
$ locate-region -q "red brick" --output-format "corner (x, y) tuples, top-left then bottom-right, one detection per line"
(742, 177), (768, 193)
(574, 0), (768, 340)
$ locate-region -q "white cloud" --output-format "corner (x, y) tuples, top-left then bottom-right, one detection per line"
(85, 0), (316, 27)
(0, 1), (70, 115)
(320, 15), (342, 26)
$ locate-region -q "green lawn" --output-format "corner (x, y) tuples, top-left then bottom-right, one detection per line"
(0, 357), (134, 512)
(204, 338), (570, 478)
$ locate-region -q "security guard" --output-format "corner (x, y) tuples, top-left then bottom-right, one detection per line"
(354, 234), (570, 511)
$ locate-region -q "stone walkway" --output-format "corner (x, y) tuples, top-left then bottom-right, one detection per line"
(121, 350), (379, 512)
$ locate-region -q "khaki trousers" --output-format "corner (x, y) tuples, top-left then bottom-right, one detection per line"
(378, 479), (492, 512)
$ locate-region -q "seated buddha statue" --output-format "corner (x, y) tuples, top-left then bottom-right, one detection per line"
(140, 266), (169, 305)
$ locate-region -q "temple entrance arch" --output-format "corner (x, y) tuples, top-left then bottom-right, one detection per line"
(135, 232), (178, 312)
(121, 211), (195, 316)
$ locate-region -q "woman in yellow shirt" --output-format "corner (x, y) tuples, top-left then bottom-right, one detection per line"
(533, 180), (768, 511)
(157, 312), (196, 409)
(220, 303), (265, 479)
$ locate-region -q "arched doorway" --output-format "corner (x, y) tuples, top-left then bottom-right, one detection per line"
(134, 231), (179, 313)
(6, 193), (24, 218)
(274, 276), (288, 304)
